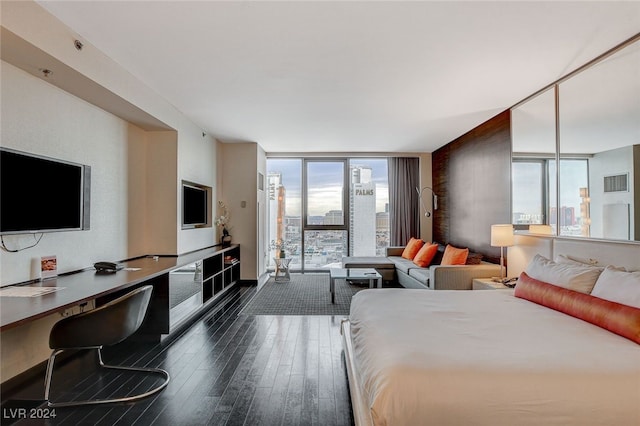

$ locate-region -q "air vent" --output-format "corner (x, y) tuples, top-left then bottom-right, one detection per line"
(603, 174), (628, 193)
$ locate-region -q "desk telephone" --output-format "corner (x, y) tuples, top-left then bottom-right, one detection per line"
(94, 261), (124, 273)
(492, 276), (518, 288)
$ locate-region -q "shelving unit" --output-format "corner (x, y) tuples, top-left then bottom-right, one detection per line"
(202, 245), (240, 302)
(168, 244), (240, 333)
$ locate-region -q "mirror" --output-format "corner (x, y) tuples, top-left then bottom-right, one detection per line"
(511, 37), (640, 241)
(512, 88), (556, 230)
(169, 261), (203, 327)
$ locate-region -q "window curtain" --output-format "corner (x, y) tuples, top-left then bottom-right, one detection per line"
(388, 157), (420, 246)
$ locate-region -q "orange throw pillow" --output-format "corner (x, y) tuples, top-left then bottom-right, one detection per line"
(441, 244), (469, 265)
(413, 243), (439, 267)
(401, 238), (424, 260)
(515, 272), (640, 345)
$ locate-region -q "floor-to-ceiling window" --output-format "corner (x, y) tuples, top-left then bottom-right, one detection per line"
(303, 159), (348, 269)
(266, 157), (390, 272)
(266, 159), (302, 270)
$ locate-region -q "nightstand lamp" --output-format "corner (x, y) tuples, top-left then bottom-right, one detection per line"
(490, 224), (514, 283)
(529, 224), (553, 235)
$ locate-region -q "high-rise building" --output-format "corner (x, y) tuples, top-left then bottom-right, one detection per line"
(267, 172), (286, 256)
(324, 210), (343, 225)
(350, 165), (376, 256)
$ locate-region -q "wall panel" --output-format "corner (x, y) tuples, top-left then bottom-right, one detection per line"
(433, 110), (511, 262)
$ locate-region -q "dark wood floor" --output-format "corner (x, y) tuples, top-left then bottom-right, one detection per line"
(1, 284), (355, 425)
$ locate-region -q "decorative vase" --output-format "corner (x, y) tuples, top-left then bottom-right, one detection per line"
(279, 249), (286, 259)
(221, 227), (231, 247)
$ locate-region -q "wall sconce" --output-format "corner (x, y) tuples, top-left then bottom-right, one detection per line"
(490, 224), (514, 282)
(416, 187), (438, 217)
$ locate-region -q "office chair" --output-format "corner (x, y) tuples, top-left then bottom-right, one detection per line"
(44, 285), (170, 407)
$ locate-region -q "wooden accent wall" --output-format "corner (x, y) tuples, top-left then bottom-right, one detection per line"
(432, 110), (511, 263)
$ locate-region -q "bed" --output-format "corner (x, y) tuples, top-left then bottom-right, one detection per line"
(341, 285), (640, 425)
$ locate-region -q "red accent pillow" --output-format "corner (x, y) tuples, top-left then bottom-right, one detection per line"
(515, 272), (640, 345)
(441, 244), (469, 265)
(401, 238), (424, 260)
(412, 243), (439, 267)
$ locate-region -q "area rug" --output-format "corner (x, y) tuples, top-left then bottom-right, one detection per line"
(239, 273), (367, 316)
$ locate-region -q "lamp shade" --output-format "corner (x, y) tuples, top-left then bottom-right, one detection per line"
(529, 224), (553, 235)
(491, 224), (514, 247)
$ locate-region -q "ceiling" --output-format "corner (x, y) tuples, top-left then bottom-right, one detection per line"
(36, 1), (640, 154)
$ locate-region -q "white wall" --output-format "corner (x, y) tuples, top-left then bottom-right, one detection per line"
(257, 146), (267, 279)
(145, 131), (179, 255)
(1, 61), (131, 284)
(588, 146), (635, 239)
(219, 142), (259, 281)
(177, 120), (217, 254)
(1, 1), (219, 381)
(1, 1), (178, 131)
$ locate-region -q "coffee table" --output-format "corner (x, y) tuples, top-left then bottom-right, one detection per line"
(329, 268), (382, 304)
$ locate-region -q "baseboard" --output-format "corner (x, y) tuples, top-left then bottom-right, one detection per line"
(257, 272), (270, 291)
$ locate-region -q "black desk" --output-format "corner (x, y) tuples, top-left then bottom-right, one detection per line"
(0, 245), (240, 339)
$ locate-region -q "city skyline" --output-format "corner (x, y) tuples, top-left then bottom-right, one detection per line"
(267, 158), (389, 216)
(512, 159), (588, 222)
(267, 160), (390, 269)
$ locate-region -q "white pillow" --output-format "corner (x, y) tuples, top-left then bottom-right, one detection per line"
(525, 254), (603, 294)
(591, 266), (640, 308)
(554, 254), (600, 267)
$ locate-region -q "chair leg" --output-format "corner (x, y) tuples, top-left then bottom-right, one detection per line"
(46, 347), (170, 408)
(44, 349), (64, 404)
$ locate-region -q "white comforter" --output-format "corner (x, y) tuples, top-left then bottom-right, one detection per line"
(349, 289), (640, 426)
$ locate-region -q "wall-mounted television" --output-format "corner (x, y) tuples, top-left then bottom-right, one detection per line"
(1, 148), (91, 235)
(182, 181), (209, 228)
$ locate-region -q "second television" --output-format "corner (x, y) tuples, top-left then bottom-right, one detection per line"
(182, 181), (210, 228)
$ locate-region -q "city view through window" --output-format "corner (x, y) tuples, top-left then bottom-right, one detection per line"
(512, 159), (589, 236)
(267, 158), (389, 271)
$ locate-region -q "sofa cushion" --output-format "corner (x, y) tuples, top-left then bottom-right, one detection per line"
(401, 238), (424, 260)
(431, 243), (446, 265)
(389, 256), (419, 274)
(413, 243), (439, 267)
(342, 256), (395, 269)
(408, 267), (430, 285)
(465, 252), (483, 265)
(441, 244), (469, 265)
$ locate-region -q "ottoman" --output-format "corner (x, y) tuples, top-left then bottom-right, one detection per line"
(341, 257), (395, 282)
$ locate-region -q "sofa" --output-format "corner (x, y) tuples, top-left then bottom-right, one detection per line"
(342, 245), (502, 290)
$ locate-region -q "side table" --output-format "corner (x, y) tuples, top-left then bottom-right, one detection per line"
(472, 278), (512, 290)
(274, 257), (292, 282)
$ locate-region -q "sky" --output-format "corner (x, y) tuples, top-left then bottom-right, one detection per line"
(272, 157), (588, 222)
(512, 159), (588, 218)
(267, 158), (389, 217)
